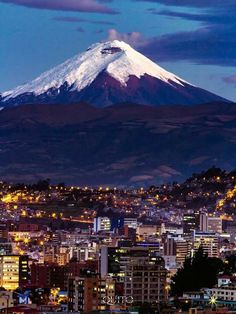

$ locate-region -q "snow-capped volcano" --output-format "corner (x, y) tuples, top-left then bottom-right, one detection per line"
(0, 40), (228, 107)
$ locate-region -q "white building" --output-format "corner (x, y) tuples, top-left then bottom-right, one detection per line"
(124, 218), (138, 229)
(93, 217), (111, 233)
(209, 286), (236, 301)
(69, 244), (97, 261)
(136, 225), (161, 238)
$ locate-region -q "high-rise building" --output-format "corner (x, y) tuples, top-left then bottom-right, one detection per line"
(93, 217), (111, 233)
(100, 246), (167, 305)
(199, 213), (208, 232)
(30, 263), (67, 290)
(100, 246), (161, 279)
(163, 235), (192, 266)
(200, 213), (222, 234)
(124, 256), (167, 304)
(164, 238), (176, 256)
(183, 213), (199, 235)
(175, 240), (192, 265)
(68, 274), (114, 313)
(193, 231), (219, 257)
(208, 217), (222, 234)
(0, 255), (29, 290)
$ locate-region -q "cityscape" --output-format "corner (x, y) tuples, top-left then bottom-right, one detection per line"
(1, 0), (236, 313)
(0, 168), (236, 313)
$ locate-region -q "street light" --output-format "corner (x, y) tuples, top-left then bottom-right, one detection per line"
(209, 295), (217, 309)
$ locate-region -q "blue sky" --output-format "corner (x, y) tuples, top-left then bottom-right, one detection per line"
(1, 0), (236, 101)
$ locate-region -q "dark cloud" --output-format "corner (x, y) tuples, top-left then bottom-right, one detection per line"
(151, 9), (233, 24)
(140, 25), (236, 66)
(150, 8), (236, 25)
(54, 16), (114, 25)
(223, 75), (236, 86)
(0, 0), (118, 14)
(135, 0), (236, 9)
(140, 1), (236, 66)
(151, 9), (211, 22)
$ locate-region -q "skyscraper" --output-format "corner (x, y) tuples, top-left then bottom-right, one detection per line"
(0, 255), (29, 290)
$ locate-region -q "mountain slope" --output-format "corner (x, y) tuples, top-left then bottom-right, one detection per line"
(0, 40), (228, 107)
(0, 102), (236, 185)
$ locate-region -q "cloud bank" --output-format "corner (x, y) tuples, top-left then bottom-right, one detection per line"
(54, 16), (114, 25)
(135, 0), (236, 9)
(133, 0), (236, 67)
(0, 0), (117, 14)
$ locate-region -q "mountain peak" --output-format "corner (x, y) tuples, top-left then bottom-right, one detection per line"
(1, 40), (228, 107)
(88, 39), (131, 51)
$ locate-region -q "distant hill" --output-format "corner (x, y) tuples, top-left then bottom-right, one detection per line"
(0, 101), (235, 185)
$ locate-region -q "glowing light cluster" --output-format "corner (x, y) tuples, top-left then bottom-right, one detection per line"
(216, 185), (236, 210)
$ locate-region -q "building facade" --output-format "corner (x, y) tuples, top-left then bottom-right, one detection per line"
(0, 255), (29, 290)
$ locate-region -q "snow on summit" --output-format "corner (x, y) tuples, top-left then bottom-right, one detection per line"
(2, 40), (189, 100)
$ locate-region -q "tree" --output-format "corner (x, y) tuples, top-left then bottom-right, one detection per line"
(138, 302), (155, 314)
(171, 247), (223, 296)
(224, 254), (236, 275)
(57, 182), (65, 189)
(32, 179), (50, 191)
